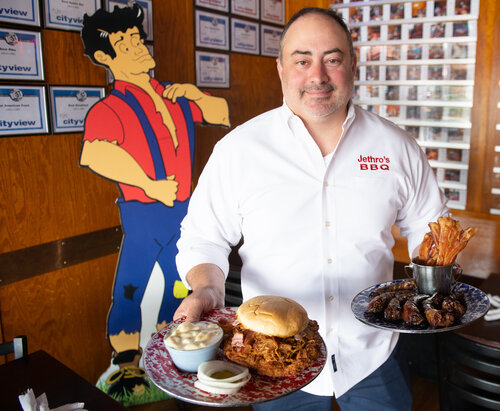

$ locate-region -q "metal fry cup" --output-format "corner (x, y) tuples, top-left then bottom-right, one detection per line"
(404, 259), (461, 295)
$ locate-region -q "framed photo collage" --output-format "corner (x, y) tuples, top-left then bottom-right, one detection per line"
(330, 0), (479, 210)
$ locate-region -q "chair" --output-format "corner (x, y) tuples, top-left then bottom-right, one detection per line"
(0, 335), (28, 360)
(438, 332), (500, 410)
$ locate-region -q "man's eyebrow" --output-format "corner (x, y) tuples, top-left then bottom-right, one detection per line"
(291, 48), (345, 57)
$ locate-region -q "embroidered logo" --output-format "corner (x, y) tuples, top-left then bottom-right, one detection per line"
(358, 154), (390, 171)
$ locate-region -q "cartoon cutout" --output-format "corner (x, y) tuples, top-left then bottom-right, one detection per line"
(80, 4), (229, 401)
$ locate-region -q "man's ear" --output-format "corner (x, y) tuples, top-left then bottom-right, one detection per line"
(276, 57), (283, 81)
(94, 50), (110, 65)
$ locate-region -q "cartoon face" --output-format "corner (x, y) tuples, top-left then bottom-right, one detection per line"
(104, 27), (155, 77)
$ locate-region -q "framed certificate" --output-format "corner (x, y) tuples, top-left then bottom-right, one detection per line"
(49, 86), (105, 133)
(0, 0), (40, 27)
(195, 0), (229, 12)
(106, 0), (154, 41)
(195, 10), (229, 50)
(231, 18), (259, 55)
(0, 86), (48, 136)
(231, 0), (259, 19)
(195, 50), (230, 88)
(43, 0), (100, 31)
(0, 29), (44, 81)
(260, 24), (282, 57)
(260, 0), (284, 25)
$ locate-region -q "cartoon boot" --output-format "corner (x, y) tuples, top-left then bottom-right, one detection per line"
(106, 348), (150, 398)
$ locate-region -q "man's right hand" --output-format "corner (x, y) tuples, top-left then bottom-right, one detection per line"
(173, 264), (226, 322)
(173, 286), (224, 322)
(144, 175), (178, 207)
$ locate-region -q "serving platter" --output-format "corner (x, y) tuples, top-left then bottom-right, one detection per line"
(143, 307), (327, 407)
(351, 279), (490, 334)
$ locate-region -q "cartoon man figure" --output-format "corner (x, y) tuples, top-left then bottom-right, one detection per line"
(80, 5), (229, 399)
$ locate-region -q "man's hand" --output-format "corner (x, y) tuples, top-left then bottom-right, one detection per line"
(163, 83), (204, 103)
(173, 264), (226, 322)
(143, 175), (178, 207)
(173, 287), (224, 322)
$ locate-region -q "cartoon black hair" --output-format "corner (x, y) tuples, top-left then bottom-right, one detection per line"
(81, 4), (147, 66)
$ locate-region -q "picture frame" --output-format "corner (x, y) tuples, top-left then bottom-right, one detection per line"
(0, 85), (49, 136)
(195, 9), (230, 50)
(195, 50), (230, 88)
(44, 0), (100, 31)
(0, 0), (41, 27)
(0, 28), (44, 81)
(48, 86), (105, 133)
(231, 18), (259, 55)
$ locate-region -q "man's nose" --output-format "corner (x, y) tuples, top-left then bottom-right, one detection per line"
(309, 61), (329, 83)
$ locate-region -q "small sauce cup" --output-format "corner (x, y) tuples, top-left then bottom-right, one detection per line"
(164, 321), (223, 372)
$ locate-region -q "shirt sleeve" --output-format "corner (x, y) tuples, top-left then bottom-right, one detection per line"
(82, 99), (124, 144)
(396, 142), (449, 256)
(176, 139), (243, 288)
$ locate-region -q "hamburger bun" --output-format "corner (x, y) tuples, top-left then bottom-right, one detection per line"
(236, 295), (309, 338)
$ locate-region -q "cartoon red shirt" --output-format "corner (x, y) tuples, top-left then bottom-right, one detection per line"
(83, 79), (203, 202)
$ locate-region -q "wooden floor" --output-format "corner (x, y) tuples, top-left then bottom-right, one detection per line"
(131, 376), (440, 411)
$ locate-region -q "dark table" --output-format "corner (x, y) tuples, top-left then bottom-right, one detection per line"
(455, 272), (500, 348)
(0, 350), (127, 410)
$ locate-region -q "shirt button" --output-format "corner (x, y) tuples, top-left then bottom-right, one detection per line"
(327, 258), (333, 264)
(323, 181), (329, 187)
(325, 221), (331, 227)
(329, 296), (334, 302)
(328, 328), (334, 334)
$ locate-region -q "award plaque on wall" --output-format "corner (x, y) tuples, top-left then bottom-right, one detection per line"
(0, 28), (44, 81)
(260, 0), (284, 25)
(49, 86), (105, 133)
(231, 18), (259, 55)
(195, 9), (230, 50)
(0, 85), (49, 136)
(0, 0), (41, 27)
(195, 50), (230, 88)
(196, 0), (229, 13)
(43, 0), (100, 31)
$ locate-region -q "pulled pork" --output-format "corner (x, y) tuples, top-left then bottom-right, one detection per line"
(220, 319), (322, 377)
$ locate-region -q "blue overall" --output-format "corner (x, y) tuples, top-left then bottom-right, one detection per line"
(107, 84), (195, 336)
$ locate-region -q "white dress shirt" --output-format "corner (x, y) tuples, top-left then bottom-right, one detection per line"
(176, 101), (448, 397)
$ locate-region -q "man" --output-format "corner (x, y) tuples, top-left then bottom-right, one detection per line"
(175, 7), (448, 411)
(80, 5), (229, 398)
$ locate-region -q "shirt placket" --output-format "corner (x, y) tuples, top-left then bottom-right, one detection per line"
(323, 164), (340, 368)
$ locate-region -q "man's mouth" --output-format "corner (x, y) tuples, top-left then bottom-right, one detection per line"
(302, 85), (335, 97)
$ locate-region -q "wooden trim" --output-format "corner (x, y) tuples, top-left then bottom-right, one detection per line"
(0, 227), (122, 286)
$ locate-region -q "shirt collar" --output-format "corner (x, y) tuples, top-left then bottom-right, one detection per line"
(280, 98), (357, 133)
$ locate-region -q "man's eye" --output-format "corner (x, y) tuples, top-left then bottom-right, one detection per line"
(328, 58), (340, 64)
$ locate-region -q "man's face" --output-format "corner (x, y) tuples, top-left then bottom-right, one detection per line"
(107, 27), (155, 77)
(276, 13), (356, 121)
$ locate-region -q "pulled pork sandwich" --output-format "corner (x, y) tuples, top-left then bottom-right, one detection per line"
(220, 295), (323, 377)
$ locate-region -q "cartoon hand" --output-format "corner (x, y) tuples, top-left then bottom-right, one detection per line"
(144, 175), (178, 207)
(163, 83), (204, 103)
